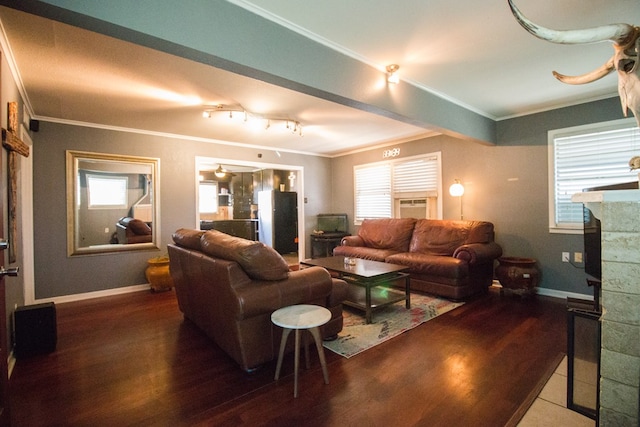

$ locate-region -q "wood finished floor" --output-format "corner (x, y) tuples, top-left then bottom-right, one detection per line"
(9, 287), (566, 426)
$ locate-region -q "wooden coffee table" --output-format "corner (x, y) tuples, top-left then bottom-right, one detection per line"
(300, 256), (410, 324)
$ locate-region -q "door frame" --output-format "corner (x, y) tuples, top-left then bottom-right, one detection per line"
(195, 156), (305, 262)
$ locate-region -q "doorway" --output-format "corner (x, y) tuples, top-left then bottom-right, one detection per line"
(195, 157), (305, 262)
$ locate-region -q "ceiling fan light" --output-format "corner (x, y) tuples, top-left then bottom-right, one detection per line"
(215, 165), (226, 178)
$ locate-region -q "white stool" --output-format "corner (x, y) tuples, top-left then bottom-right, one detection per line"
(271, 304), (331, 397)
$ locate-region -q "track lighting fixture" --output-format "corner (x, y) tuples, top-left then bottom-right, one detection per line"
(202, 104), (303, 136)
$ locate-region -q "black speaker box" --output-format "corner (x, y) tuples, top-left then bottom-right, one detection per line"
(29, 119), (39, 132)
(14, 302), (57, 359)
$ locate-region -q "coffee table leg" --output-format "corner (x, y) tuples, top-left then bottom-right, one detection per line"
(405, 275), (411, 309)
(275, 328), (292, 380)
(365, 285), (372, 324)
(309, 326), (329, 384)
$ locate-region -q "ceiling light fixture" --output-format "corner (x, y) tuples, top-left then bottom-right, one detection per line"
(386, 64), (400, 84)
(202, 104), (303, 136)
(214, 165), (226, 178)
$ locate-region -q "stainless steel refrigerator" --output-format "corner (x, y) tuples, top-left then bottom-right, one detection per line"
(258, 191), (298, 254)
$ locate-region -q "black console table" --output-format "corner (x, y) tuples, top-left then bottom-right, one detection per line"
(310, 234), (348, 258)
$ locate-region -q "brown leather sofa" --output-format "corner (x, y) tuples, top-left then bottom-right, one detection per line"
(115, 217), (152, 244)
(333, 218), (502, 300)
(168, 228), (348, 372)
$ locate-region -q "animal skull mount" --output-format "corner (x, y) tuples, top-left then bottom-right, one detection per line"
(508, 0), (640, 127)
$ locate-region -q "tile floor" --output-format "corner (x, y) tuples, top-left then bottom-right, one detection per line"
(518, 356), (595, 426)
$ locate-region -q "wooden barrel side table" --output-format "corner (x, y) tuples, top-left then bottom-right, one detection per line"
(495, 256), (540, 296)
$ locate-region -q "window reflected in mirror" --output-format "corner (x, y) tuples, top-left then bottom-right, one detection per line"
(66, 150), (160, 256)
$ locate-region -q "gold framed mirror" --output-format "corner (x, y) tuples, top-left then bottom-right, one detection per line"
(66, 150), (160, 256)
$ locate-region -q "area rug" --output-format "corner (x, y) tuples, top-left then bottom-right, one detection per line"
(323, 293), (464, 358)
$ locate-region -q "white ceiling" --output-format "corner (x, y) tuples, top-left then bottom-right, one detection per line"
(0, 0), (638, 157)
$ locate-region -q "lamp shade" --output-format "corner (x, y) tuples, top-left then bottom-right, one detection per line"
(449, 180), (464, 197)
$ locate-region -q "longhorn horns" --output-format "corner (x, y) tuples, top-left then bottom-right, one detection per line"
(507, 0), (639, 84)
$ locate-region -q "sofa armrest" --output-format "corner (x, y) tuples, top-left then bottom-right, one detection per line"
(340, 235), (364, 246)
(234, 266), (333, 319)
(453, 242), (503, 264)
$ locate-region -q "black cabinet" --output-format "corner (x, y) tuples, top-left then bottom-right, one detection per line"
(311, 235), (347, 258)
(232, 172), (254, 219)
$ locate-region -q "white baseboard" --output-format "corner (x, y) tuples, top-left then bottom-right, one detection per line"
(491, 281), (593, 302)
(30, 284), (151, 305)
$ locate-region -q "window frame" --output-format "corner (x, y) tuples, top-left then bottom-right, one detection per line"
(353, 152), (442, 224)
(86, 174), (128, 210)
(548, 117), (639, 234)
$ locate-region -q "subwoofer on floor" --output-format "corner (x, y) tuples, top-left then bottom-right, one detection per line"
(14, 302), (57, 359)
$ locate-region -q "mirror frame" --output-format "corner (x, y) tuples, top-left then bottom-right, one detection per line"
(66, 150), (160, 256)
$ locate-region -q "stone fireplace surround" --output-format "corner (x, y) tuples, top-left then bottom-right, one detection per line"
(572, 189), (640, 426)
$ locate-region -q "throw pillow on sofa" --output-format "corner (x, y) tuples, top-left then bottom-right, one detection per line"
(200, 230), (290, 281)
(358, 218), (417, 251)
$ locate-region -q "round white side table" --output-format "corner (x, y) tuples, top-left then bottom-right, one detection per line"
(271, 304), (331, 397)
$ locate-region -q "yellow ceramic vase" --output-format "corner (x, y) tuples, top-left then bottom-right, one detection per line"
(146, 256), (174, 292)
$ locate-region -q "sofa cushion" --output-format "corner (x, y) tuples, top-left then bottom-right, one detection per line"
(358, 218), (417, 252)
(466, 221), (494, 243)
(409, 220), (471, 256)
(200, 230), (290, 281)
(172, 228), (205, 250)
(386, 252), (468, 279)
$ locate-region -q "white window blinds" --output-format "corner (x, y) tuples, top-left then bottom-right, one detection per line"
(553, 123), (640, 227)
(354, 153), (440, 222)
(355, 163), (391, 220)
(393, 157), (439, 193)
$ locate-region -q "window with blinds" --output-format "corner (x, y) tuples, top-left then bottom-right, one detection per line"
(393, 157), (439, 193)
(354, 153), (441, 222)
(550, 118), (640, 232)
(354, 163), (391, 220)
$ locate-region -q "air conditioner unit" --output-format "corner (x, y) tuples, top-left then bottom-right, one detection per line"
(397, 198), (427, 219)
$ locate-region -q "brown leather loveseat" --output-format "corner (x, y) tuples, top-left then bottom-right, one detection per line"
(333, 218), (502, 300)
(168, 228), (348, 372)
(115, 217), (152, 244)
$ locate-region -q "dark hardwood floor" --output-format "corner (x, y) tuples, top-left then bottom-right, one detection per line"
(8, 287), (566, 426)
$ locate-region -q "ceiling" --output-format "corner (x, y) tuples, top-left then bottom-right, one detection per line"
(0, 1), (637, 157)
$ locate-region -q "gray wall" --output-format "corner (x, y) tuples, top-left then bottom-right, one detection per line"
(32, 122), (332, 299)
(32, 97), (628, 299)
(331, 97), (628, 296)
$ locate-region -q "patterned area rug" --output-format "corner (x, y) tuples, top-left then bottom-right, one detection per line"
(323, 293), (464, 358)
